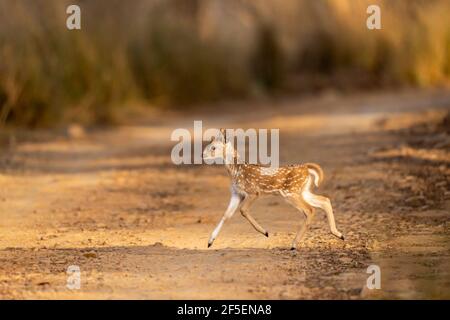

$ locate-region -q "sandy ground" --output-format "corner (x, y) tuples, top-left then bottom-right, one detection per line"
(0, 89), (449, 299)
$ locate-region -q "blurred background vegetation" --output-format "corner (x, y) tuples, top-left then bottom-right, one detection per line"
(0, 0), (449, 128)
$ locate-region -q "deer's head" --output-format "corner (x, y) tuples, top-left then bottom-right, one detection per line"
(203, 128), (236, 163)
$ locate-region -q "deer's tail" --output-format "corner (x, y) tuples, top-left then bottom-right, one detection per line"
(305, 163), (324, 187)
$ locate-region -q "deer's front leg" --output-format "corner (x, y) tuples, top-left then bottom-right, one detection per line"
(240, 194), (268, 237)
(208, 192), (242, 248)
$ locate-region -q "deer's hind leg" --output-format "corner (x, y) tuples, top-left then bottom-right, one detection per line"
(301, 179), (344, 240)
(284, 193), (316, 250)
(240, 194), (268, 237)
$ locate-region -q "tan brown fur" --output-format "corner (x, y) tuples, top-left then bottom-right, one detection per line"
(228, 163), (309, 195)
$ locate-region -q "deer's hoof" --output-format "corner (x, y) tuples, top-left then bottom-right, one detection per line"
(207, 242), (212, 248)
(290, 246), (297, 251)
(340, 235), (345, 241)
(265, 231), (269, 238)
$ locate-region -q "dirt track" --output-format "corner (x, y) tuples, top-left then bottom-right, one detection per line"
(0, 90), (449, 299)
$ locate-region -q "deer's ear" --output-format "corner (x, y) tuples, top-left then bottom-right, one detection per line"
(219, 128), (226, 142)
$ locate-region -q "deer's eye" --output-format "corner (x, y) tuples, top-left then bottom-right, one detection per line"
(211, 146), (216, 151)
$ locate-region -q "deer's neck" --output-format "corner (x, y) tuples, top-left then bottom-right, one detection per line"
(225, 162), (238, 177)
(224, 149), (241, 178)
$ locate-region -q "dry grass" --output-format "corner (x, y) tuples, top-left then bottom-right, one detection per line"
(0, 0), (449, 127)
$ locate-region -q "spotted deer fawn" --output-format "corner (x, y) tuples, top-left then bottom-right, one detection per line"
(203, 129), (344, 250)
